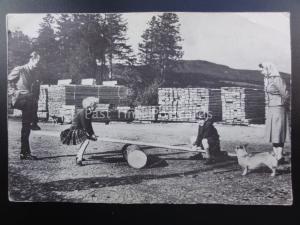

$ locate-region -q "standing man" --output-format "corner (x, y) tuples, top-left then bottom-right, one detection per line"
(8, 52), (41, 160)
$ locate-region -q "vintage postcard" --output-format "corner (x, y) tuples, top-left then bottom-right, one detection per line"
(7, 12), (292, 204)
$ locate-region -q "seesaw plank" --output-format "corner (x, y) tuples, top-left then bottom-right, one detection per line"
(34, 130), (205, 153)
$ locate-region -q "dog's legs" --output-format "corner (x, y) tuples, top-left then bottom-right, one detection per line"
(242, 167), (248, 176)
(276, 147), (283, 160)
(270, 167), (276, 177)
(273, 147), (283, 160)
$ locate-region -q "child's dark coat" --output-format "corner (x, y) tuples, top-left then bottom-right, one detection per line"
(194, 119), (221, 157)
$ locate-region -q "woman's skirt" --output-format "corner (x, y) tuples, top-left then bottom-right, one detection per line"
(265, 106), (291, 143)
(60, 128), (88, 145)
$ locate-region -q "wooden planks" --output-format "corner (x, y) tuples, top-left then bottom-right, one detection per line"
(221, 87), (265, 125)
(59, 105), (76, 124)
(158, 88), (222, 122)
(46, 84), (130, 117)
(134, 106), (158, 121)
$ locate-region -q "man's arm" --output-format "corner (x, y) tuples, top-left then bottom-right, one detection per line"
(194, 126), (203, 146)
(8, 66), (21, 82)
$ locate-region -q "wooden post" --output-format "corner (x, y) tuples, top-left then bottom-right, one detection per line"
(122, 144), (148, 169)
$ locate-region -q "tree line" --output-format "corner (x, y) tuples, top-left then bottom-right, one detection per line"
(8, 13), (183, 105)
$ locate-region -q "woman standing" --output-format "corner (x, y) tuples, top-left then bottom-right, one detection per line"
(259, 62), (290, 163)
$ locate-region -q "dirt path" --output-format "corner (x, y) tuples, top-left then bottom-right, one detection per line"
(8, 120), (292, 204)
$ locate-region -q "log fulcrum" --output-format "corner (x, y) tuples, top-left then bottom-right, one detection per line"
(122, 144), (148, 169)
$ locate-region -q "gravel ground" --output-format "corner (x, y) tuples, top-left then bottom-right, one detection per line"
(8, 119), (292, 204)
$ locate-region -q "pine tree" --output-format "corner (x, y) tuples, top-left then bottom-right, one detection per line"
(52, 13), (135, 84)
(139, 13), (183, 84)
(138, 16), (160, 67)
(7, 30), (32, 72)
(33, 14), (61, 83)
(103, 13), (135, 80)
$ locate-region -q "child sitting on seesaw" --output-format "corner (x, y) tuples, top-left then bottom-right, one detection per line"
(60, 97), (98, 166)
(191, 111), (225, 165)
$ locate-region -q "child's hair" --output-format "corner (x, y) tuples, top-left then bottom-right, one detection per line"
(195, 111), (210, 120)
(82, 97), (99, 109)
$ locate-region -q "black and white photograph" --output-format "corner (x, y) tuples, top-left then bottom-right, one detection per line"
(6, 12), (292, 204)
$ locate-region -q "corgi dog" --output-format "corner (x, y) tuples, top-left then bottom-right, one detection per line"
(235, 145), (278, 177)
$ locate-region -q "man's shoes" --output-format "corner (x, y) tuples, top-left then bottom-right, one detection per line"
(20, 154), (38, 160)
(30, 124), (41, 130)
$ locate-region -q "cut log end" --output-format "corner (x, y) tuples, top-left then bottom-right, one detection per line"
(123, 144), (148, 169)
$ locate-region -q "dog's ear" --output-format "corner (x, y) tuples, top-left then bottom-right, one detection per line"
(243, 144), (248, 148)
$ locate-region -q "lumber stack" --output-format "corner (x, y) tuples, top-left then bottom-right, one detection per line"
(37, 85), (49, 120)
(81, 78), (96, 85)
(64, 85), (129, 108)
(48, 85), (66, 117)
(134, 106), (158, 121)
(117, 106), (131, 113)
(37, 112), (48, 120)
(221, 87), (265, 125)
(57, 79), (72, 85)
(158, 88), (222, 122)
(47, 85), (130, 117)
(59, 105), (76, 124)
(95, 103), (110, 111)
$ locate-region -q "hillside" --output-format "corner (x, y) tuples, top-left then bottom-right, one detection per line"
(113, 60), (290, 89)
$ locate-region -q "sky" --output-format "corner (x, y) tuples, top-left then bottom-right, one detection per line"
(6, 12), (291, 73)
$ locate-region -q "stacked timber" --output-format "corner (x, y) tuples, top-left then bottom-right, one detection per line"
(48, 85), (66, 117)
(221, 87), (265, 125)
(59, 105), (76, 124)
(37, 85), (49, 120)
(95, 103), (110, 111)
(47, 85), (130, 117)
(38, 85), (48, 112)
(64, 85), (129, 108)
(57, 79), (72, 85)
(134, 106), (158, 121)
(158, 88), (222, 122)
(37, 112), (48, 120)
(81, 78), (96, 85)
(117, 106), (131, 113)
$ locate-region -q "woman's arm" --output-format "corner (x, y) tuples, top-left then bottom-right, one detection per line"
(274, 77), (289, 106)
